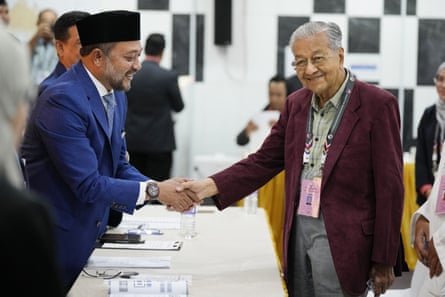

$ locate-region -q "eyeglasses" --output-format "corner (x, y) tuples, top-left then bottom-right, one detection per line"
(434, 75), (445, 85)
(291, 55), (331, 70)
(82, 268), (139, 279)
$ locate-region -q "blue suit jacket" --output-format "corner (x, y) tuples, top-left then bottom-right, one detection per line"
(38, 61), (66, 96)
(21, 61), (147, 290)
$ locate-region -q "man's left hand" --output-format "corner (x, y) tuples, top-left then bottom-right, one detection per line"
(369, 263), (394, 296)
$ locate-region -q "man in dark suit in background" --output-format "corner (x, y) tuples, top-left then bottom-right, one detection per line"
(125, 33), (185, 182)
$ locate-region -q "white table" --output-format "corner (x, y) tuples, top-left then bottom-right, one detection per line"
(68, 205), (287, 297)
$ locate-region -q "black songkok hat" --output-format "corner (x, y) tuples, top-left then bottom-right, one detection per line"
(76, 10), (140, 46)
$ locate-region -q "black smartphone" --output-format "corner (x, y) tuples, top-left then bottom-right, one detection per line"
(99, 233), (144, 244)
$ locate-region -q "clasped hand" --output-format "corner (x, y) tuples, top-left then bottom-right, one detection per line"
(155, 178), (200, 212)
(414, 215), (443, 278)
(154, 178), (219, 212)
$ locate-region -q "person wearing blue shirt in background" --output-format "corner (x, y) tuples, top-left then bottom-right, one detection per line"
(38, 10), (90, 95)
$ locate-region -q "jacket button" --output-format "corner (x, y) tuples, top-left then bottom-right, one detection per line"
(96, 221), (101, 228)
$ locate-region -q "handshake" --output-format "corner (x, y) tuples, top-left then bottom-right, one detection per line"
(145, 178), (218, 212)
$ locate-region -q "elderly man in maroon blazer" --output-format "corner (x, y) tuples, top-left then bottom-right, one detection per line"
(182, 20), (404, 297)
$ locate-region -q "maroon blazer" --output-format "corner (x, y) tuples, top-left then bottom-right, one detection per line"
(211, 79), (404, 296)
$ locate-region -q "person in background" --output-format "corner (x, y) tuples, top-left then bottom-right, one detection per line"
(20, 11), (198, 292)
(236, 74), (287, 146)
(28, 8), (58, 85)
(38, 10), (90, 95)
(0, 26), (64, 297)
(125, 33), (184, 182)
(410, 143), (445, 296)
(415, 61), (445, 206)
(0, 0), (9, 26)
(285, 73), (303, 96)
(181, 21), (404, 297)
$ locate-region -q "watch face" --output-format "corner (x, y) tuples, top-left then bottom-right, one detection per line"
(147, 182), (159, 198)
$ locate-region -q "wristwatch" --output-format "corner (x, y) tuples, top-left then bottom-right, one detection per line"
(145, 181), (160, 201)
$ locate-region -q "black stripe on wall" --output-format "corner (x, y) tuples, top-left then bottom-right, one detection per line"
(172, 14), (190, 76)
(417, 19), (445, 85)
(277, 16), (309, 76)
(348, 18), (380, 53)
(195, 14), (205, 82)
(313, 0), (345, 13)
(138, 0), (169, 10)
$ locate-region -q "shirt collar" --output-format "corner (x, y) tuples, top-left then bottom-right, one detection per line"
(311, 69), (350, 111)
(82, 64), (112, 98)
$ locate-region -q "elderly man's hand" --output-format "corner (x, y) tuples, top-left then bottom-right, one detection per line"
(368, 263), (394, 296)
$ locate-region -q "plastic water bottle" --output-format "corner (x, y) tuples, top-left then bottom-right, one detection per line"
(244, 190), (258, 214)
(180, 206), (197, 239)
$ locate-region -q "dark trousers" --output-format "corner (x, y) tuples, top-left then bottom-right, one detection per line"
(128, 151), (173, 181)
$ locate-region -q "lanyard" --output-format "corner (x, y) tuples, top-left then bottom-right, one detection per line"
(432, 123), (443, 175)
(303, 73), (355, 166)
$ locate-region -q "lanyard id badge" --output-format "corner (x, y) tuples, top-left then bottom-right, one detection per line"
(298, 70), (355, 218)
(297, 177), (321, 218)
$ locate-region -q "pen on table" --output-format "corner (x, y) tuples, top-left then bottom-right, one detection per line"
(128, 228), (163, 235)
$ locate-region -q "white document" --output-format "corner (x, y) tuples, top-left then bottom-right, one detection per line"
(86, 256), (171, 268)
(109, 295), (186, 297)
(101, 240), (182, 251)
(129, 274), (192, 285)
(120, 216), (180, 230)
(107, 279), (188, 295)
(249, 110), (280, 152)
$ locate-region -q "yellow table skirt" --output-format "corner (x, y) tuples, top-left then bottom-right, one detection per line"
(240, 163), (418, 272)
(401, 162), (419, 270)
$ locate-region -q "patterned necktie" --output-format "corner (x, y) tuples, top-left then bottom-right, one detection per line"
(103, 92), (116, 134)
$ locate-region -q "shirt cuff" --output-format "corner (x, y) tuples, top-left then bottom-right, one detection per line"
(137, 181), (149, 206)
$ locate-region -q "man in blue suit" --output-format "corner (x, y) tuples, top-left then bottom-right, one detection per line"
(21, 10), (198, 293)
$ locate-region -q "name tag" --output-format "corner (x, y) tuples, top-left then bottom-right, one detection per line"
(297, 177), (321, 218)
(435, 175), (445, 214)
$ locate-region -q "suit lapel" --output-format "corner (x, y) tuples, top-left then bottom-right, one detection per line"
(73, 63), (109, 137)
(321, 89), (360, 188)
(73, 63), (117, 172)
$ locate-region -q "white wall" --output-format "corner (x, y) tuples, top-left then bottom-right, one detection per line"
(6, 0), (441, 178)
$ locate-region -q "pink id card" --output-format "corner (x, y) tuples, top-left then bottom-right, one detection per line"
(297, 177), (321, 218)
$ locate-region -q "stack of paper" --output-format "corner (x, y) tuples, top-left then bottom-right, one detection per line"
(107, 279), (188, 296)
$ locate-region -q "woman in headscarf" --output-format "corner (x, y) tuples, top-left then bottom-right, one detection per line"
(0, 27), (64, 297)
(415, 61), (445, 206)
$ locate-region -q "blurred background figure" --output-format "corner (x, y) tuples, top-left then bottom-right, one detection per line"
(0, 0), (9, 26)
(0, 26), (64, 297)
(285, 73), (303, 96)
(28, 8), (58, 85)
(415, 61), (445, 206)
(236, 74), (287, 148)
(125, 33), (185, 182)
(38, 10), (90, 95)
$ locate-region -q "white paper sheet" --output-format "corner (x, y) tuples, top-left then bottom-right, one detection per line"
(86, 256), (171, 268)
(101, 241), (182, 251)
